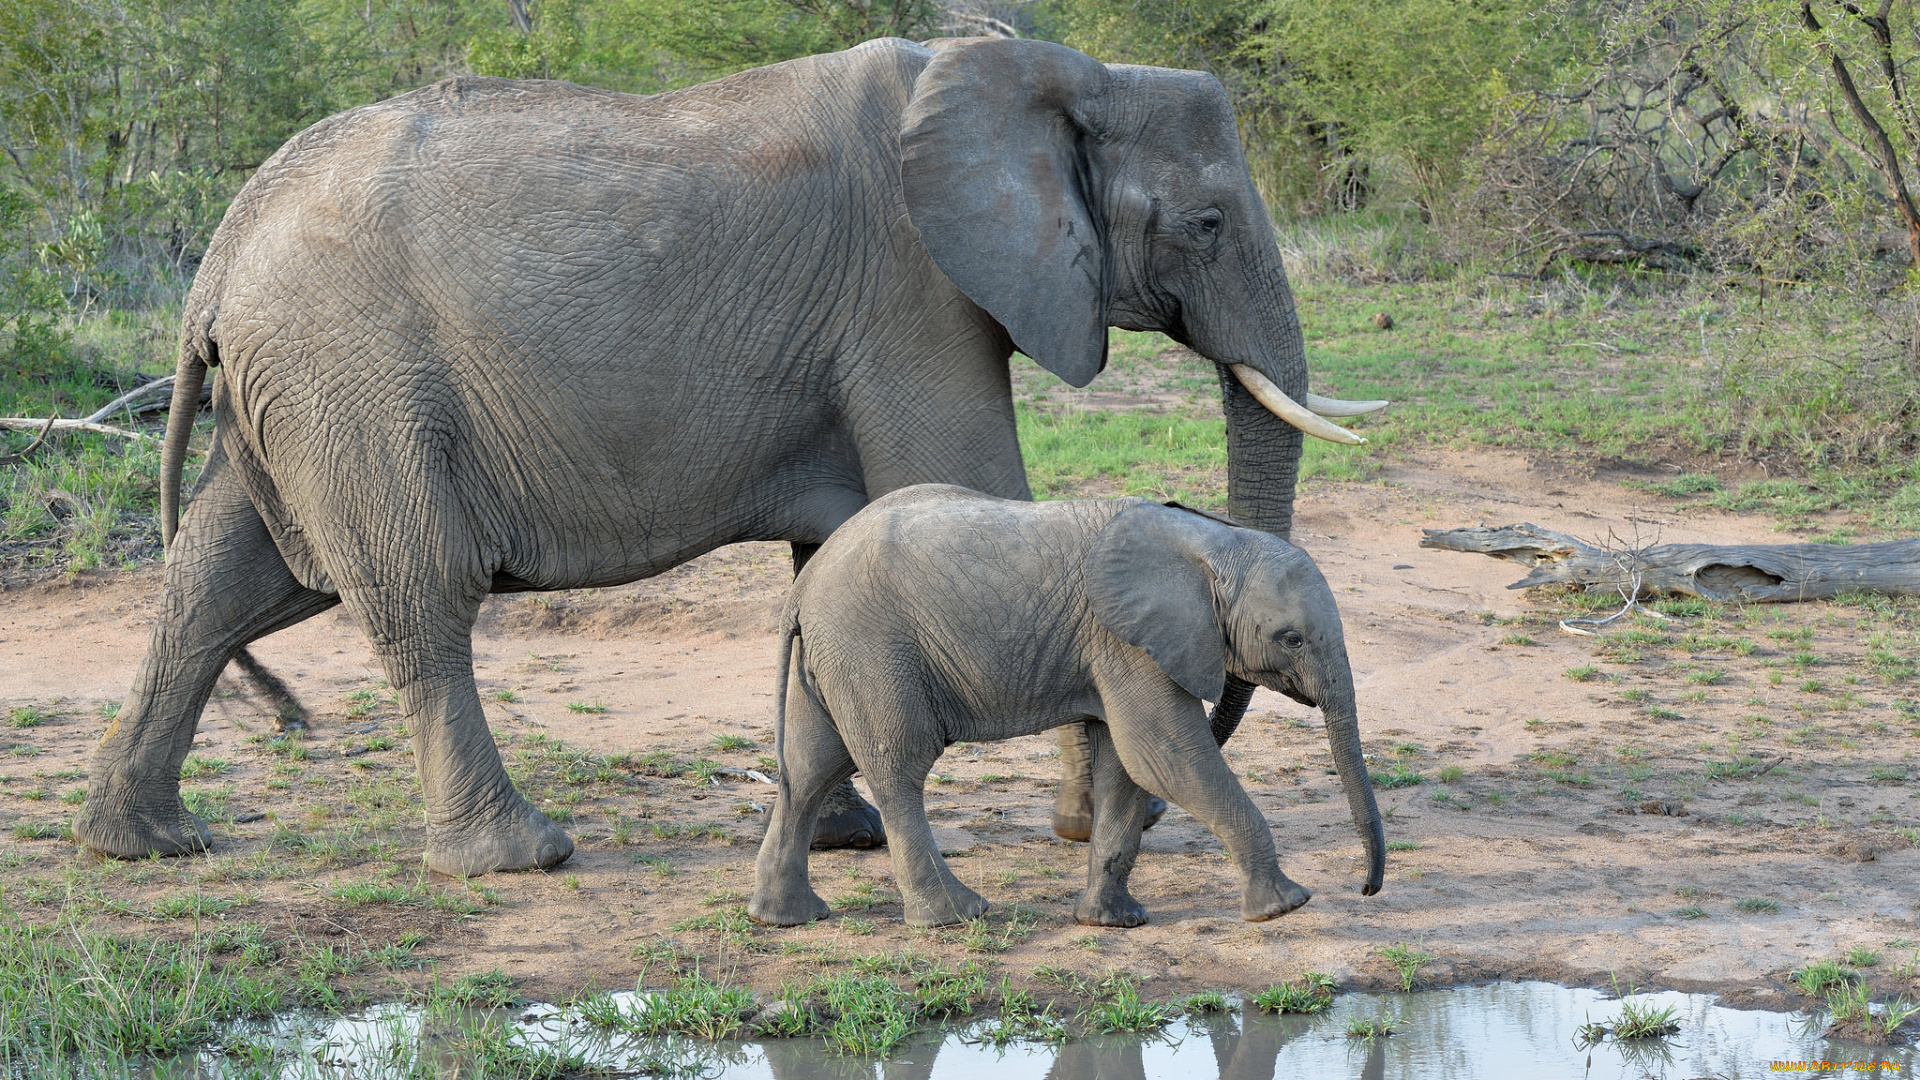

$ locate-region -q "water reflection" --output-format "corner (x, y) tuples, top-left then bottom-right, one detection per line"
(154, 980), (1913, 1079)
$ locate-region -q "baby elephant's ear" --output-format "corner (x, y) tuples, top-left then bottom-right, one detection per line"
(1084, 503), (1228, 704)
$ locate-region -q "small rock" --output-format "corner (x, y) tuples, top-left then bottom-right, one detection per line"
(1830, 838), (1877, 862)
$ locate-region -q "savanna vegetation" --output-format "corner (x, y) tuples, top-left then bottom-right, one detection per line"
(5, 0), (1920, 1073)
(5, 0), (1920, 572)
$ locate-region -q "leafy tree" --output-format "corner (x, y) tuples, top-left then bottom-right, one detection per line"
(468, 0), (584, 79)
(1245, 0), (1569, 216)
(0, 183), (72, 376)
(586, 0), (942, 85)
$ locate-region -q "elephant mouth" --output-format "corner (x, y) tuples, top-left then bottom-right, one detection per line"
(1227, 363), (1387, 446)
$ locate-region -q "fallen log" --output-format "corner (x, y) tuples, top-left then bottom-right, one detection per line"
(0, 375), (209, 446)
(1419, 522), (1920, 602)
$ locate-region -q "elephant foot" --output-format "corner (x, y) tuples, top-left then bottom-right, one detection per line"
(904, 882), (988, 928)
(1243, 872), (1311, 921)
(73, 793), (212, 860)
(809, 780), (886, 850)
(1075, 888), (1148, 928)
(1051, 792), (1167, 843)
(424, 802), (573, 877)
(748, 885), (832, 927)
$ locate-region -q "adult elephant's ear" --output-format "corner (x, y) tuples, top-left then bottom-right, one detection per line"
(1085, 503), (1229, 704)
(900, 38), (1112, 388)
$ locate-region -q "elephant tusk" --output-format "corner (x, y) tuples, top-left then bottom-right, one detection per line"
(1305, 392), (1390, 417)
(1229, 364), (1367, 446)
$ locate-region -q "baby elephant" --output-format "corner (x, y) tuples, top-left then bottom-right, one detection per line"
(749, 485), (1386, 928)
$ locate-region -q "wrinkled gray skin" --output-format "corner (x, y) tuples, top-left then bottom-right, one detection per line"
(75, 36), (1324, 877)
(750, 486), (1386, 928)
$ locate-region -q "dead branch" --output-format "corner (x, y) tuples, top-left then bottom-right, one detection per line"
(1420, 523), (1920, 602)
(0, 414), (56, 466)
(0, 417), (153, 440)
(0, 375), (209, 446)
(79, 375), (177, 424)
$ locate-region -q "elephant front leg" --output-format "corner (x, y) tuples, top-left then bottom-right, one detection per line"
(1075, 721), (1152, 927)
(1104, 685), (1310, 922)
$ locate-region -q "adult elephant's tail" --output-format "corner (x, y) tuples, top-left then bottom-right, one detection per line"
(162, 339), (310, 730)
(159, 352), (206, 550)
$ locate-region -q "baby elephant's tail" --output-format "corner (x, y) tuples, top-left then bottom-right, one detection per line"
(772, 600), (802, 803)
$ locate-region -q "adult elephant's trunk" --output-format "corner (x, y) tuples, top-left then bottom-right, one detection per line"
(1320, 667), (1385, 896)
(1207, 293), (1312, 739)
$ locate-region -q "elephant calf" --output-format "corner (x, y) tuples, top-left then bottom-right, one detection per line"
(749, 484), (1386, 928)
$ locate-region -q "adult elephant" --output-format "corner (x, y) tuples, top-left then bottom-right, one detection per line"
(75, 36), (1375, 876)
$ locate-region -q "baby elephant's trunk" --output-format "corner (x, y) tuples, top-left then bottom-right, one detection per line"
(1319, 670), (1385, 896)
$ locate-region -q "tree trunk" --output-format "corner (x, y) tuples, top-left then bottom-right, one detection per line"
(1420, 523), (1920, 602)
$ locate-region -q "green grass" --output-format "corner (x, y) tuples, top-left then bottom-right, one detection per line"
(1795, 958), (1857, 996)
(1370, 763), (1424, 789)
(0, 919), (285, 1062)
(151, 893), (236, 920)
(1343, 1013), (1399, 1039)
(710, 734), (753, 751)
(564, 701), (607, 714)
(1082, 977), (1174, 1035)
(1846, 946), (1883, 968)
(177, 754), (230, 780)
(584, 972), (757, 1040)
(325, 878), (483, 914)
(7, 707), (47, 728)
(1, 427), (172, 572)
(1611, 996), (1681, 1039)
(1820, 981), (1920, 1044)
(969, 982), (1070, 1048)
(756, 972), (923, 1056)
(1377, 944), (1434, 991)
(1735, 897), (1782, 915)
(1179, 989), (1234, 1016)
(1250, 972), (1337, 1014)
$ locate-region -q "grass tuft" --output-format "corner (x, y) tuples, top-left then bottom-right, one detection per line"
(1250, 972), (1337, 1014)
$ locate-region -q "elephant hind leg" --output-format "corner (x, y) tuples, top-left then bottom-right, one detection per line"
(749, 659), (847, 926)
(78, 450), (338, 860)
(1075, 720), (1152, 927)
(316, 445), (569, 877)
(791, 541), (887, 851)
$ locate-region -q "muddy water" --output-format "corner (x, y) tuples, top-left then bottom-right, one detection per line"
(176, 981), (1914, 1079)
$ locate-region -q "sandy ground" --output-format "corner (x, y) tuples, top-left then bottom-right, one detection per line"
(3, 449), (1918, 1015)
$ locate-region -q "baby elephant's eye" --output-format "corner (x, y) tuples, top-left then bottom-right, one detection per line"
(1280, 630), (1306, 650)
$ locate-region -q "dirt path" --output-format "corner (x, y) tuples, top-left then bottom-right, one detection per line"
(3, 449), (1917, 1014)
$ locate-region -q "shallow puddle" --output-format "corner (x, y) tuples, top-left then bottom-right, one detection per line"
(161, 981), (1913, 1079)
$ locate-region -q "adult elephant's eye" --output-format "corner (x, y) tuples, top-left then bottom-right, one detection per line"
(1280, 630), (1306, 650)
(1194, 211), (1223, 239)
